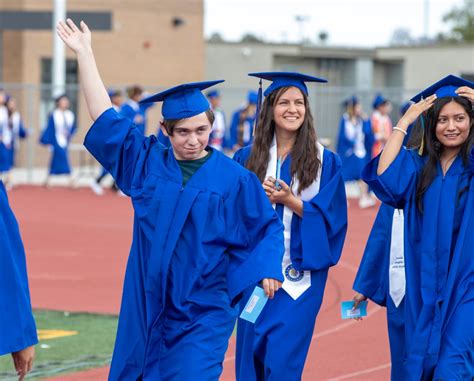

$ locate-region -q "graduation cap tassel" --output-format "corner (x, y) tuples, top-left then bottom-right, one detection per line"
(418, 115), (425, 156)
(253, 79), (263, 136)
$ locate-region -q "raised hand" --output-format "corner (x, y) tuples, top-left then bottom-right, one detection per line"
(56, 19), (91, 54)
(55, 18), (111, 121)
(398, 94), (437, 129)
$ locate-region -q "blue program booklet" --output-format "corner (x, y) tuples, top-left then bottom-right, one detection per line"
(341, 300), (368, 319)
(239, 286), (269, 324)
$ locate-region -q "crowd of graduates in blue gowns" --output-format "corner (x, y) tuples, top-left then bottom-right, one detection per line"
(1, 18), (474, 381)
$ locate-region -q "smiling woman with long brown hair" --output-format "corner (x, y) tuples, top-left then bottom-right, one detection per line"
(233, 72), (348, 381)
(363, 74), (474, 380)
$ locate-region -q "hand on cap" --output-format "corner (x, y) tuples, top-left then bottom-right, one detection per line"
(398, 94), (437, 129)
(56, 19), (92, 54)
(455, 86), (474, 102)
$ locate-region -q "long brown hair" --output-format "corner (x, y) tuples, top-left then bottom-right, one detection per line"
(246, 86), (320, 194)
(415, 96), (474, 212)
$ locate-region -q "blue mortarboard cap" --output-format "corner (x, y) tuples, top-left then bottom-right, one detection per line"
(247, 91), (258, 104)
(206, 89), (220, 99)
(372, 93), (387, 109)
(248, 72), (327, 97)
(140, 80), (224, 119)
(410, 74), (474, 103)
(343, 95), (359, 108)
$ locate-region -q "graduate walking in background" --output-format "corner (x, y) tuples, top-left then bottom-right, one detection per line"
(371, 93), (393, 157)
(0, 180), (37, 380)
(120, 85), (154, 136)
(206, 89), (226, 151)
(336, 95), (376, 208)
(363, 75), (474, 380)
(57, 19), (285, 381)
(39, 94), (77, 187)
(234, 72), (348, 381)
(0, 90), (10, 184)
(91, 89), (123, 195)
(0, 96), (29, 189)
(226, 90), (258, 153)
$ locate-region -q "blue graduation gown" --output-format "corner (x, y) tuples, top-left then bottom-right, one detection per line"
(353, 203), (406, 381)
(336, 115), (373, 181)
(362, 149), (474, 380)
(233, 146), (348, 381)
(0, 121), (25, 172)
(8, 120), (27, 169)
(0, 142), (10, 172)
(2, 119), (28, 170)
(225, 107), (255, 148)
(120, 102), (151, 136)
(39, 113), (76, 175)
(156, 130), (171, 148)
(84, 108), (285, 381)
(0, 181), (38, 355)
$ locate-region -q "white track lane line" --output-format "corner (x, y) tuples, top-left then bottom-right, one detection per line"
(327, 362), (391, 380)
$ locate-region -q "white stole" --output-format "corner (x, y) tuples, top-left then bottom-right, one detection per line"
(0, 106), (11, 147)
(53, 109), (74, 148)
(265, 135), (324, 300)
(389, 209), (405, 307)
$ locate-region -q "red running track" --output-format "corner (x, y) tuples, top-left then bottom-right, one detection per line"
(9, 186), (390, 380)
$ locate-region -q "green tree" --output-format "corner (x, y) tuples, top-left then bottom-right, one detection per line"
(441, 0), (474, 42)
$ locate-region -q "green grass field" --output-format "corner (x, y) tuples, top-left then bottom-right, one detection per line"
(0, 310), (118, 380)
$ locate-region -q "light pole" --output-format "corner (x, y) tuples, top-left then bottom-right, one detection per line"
(52, 0), (66, 97)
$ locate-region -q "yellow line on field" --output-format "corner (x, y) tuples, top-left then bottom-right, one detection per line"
(38, 329), (79, 340)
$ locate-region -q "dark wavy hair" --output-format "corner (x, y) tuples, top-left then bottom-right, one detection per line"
(245, 86), (320, 194)
(415, 96), (473, 212)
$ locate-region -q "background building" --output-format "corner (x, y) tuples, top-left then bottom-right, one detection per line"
(206, 40), (474, 146)
(0, 0), (205, 168)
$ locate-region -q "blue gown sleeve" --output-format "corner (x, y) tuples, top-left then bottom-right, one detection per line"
(39, 114), (55, 145)
(120, 104), (135, 120)
(69, 117), (77, 140)
(336, 117), (352, 157)
(362, 148), (418, 208)
(84, 108), (150, 196)
(228, 110), (240, 148)
(232, 147), (247, 166)
(0, 182), (37, 355)
(352, 203), (395, 306)
(291, 152), (348, 270)
(225, 172), (285, 304)
(363, 119), (374, 161)
(18, 120), (27, 139)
